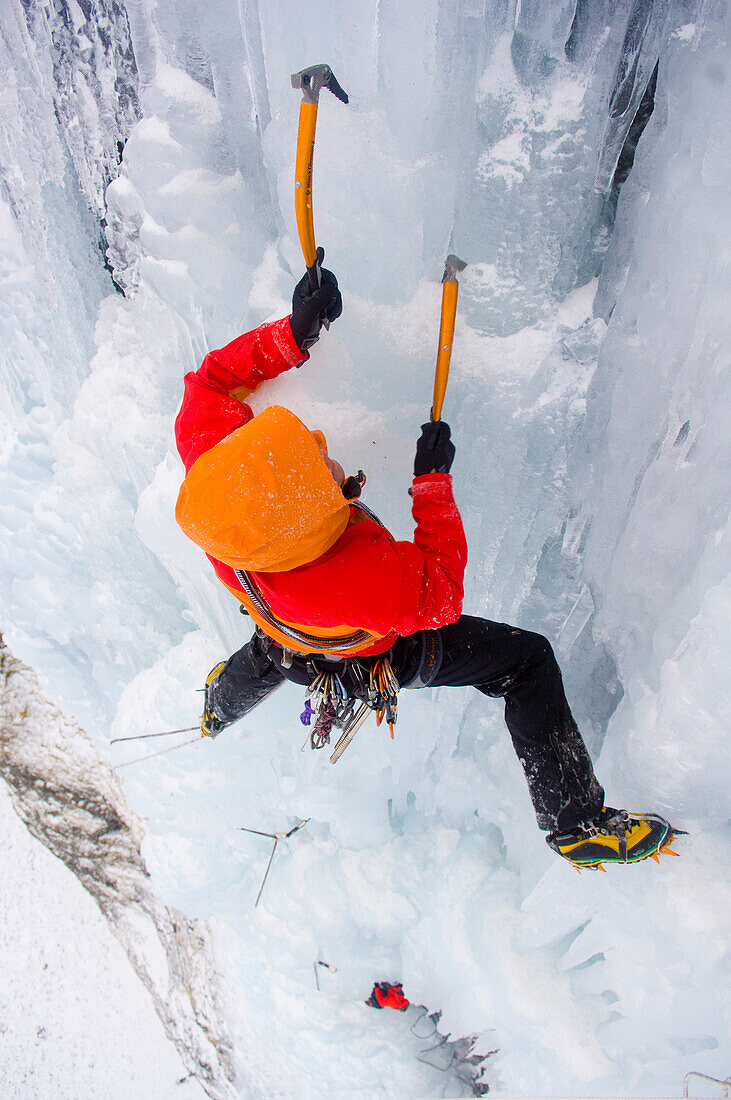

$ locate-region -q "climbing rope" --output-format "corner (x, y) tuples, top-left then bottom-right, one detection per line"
(113, 736), (201, 770)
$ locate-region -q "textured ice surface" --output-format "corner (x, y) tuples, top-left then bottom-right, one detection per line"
(1, 0), (729, 1096)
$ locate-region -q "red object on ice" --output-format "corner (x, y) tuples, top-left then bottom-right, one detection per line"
(367, 982), (410, 1011)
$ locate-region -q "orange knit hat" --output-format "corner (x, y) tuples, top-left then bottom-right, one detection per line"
(175, 406), (350, 572)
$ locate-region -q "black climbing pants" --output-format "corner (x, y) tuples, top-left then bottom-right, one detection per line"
(210, 615), (605, 835)
(424, 617), (604, 833)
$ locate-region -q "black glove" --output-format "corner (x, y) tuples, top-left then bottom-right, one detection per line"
(290, 246), (343, 352)
(413, 420), (455, 477)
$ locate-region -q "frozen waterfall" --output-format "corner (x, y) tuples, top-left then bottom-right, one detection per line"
(1, 1), (729, 1097)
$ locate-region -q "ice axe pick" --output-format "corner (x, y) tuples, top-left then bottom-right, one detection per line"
(291, 64), (349, 302)
(431, 254), (467, 422)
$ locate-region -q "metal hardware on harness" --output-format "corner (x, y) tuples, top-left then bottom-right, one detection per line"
(367, 656), (400, 737)
(329, 701), (371, 764)
(300, 670), (355, 751)
(300, 654), (401, 761)
(280, 647), (294, 669)
(328, 655), (400, 763)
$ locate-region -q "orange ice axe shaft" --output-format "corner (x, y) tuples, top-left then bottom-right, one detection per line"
(431, 254), (467, 422)
(291, 64), (349, 303)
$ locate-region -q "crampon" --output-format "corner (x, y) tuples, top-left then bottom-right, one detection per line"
(200, 660), (228, 739)
(547, 809), (686, 872)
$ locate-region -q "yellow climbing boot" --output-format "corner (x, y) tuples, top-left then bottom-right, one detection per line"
(547, 809), (678, 869)
(200, 660), (227, 738)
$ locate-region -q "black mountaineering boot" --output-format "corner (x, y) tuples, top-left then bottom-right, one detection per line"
(200, 661), (229, 738)
(547, 808), (678, 870)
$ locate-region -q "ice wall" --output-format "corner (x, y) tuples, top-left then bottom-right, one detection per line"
(0, 0), (139, 408)
(574, 15), (731, 820)
(1, 0), (686, 734)
(1, 0), (729, 1096)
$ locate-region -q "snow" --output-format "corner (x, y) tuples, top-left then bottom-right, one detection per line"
(0, 768), (205, 1098)
(1, 0), (730, 1097)
(0, 787), (202, 1095)
(0, 641), (236, 1093)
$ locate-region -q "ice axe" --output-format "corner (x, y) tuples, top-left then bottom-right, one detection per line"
(291, 64), (349, 305)
(431, 254), (467, 421)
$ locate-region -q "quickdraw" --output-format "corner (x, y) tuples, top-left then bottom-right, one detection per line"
(300, 669), (356, 750)
(300, 656), (400, 761)
(367, 657), (399, 737)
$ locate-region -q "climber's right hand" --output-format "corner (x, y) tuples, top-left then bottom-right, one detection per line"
(290, 246), (342, 352)
(413, 420), (456, 477)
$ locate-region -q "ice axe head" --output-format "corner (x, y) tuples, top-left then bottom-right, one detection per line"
(291, 64), (349, 106)
(442, 254), (467, 283)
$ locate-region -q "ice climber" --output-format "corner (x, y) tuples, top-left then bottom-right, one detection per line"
(174, 257), (678, 871)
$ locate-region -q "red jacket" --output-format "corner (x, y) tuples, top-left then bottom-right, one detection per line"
(175, 317), (468, 656)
